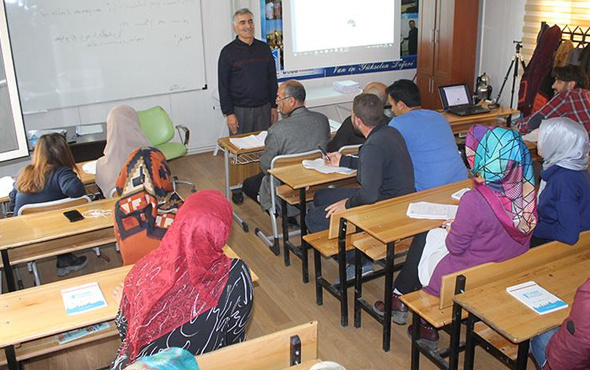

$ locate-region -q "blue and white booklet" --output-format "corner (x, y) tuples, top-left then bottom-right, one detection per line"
(506, 281), (568, 315)
(61, 282), (107, 315)
(57, 322), (110, 344)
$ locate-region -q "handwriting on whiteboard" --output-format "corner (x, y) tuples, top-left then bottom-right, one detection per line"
(40, 0), (197, 49)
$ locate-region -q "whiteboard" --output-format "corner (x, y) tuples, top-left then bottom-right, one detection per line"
(4, 0), (207, 113)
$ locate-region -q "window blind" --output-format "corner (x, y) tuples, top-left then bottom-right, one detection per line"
(522, 0), (590, 62)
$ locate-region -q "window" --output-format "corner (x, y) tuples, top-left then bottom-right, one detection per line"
(0, 2), (28, 163)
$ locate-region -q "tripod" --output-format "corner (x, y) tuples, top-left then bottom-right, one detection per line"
(491, 41), (527, 110)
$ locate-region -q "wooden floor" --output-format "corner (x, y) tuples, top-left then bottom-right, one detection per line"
(8, 152), (537, 370)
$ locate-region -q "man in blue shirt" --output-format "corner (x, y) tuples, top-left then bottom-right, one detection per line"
(372, 80), (469, 325)
(387, 79), (467, 191)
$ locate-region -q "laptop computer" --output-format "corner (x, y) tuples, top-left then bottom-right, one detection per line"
(438, 83), (490, 116)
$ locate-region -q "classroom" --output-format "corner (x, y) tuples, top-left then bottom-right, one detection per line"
(0, 0), (589, 369)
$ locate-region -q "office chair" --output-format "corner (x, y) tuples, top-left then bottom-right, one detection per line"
(136, 106), (190, 161)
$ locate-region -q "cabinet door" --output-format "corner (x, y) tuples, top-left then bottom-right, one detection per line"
(417, 0), (437, 75)
(431, 76), (449, 110)
(433, 0), (455, 78)
(417, 72), (436, 109)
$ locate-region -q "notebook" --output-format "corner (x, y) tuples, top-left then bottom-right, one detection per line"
(506, 281), (568, 315)
(438, 84), (490, 116)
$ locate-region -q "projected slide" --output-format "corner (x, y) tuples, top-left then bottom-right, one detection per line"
(283, 0), (399, 70)
(291, 0), (394, 53)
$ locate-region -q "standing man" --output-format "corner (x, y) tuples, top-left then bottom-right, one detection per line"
(218, 8), (279, 135)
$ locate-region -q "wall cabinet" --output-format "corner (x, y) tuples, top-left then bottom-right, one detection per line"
(416, 0), (480, 109)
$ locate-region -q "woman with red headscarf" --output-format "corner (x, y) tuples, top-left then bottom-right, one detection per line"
(110, 190), (254, 369)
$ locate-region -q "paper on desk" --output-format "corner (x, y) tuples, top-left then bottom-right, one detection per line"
(82, 160), (97, 175)
(61, 282), (107, 315)
(76, 124), (103, 136)
(229, 131), (267, 149)
(406, 202), (458, 220)
(451, 188), (471, 201)
(329, 119), (342, 134)
(522, 128), (539, 143)
(302, 158), (356, 175)
(0, 176), (15, 197)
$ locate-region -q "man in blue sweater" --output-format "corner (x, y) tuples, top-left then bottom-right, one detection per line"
(387, 79), (467, 191)
(372, 79), (468, 320)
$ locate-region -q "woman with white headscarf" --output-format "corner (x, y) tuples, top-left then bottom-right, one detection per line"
(532, 117), (590, 246)
(95, 105), (151, 197)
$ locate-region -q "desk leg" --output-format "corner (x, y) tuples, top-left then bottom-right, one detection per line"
(313, 249), (323, 305)
(515, 340), (530, 370)
(1, 202), (8, 218)
(5, 345), (18, 370)
(299, 188), (309, 284)
(410, 312), (421, 370)
(223, 147), (249, 233)
(449, 275), (467, 370)
(2, 249), (16, 292)
(281, 198), (290, 265)
(463, 313), (477, 370)
(223, 147), (231, 199)
(382, 242), (394, 352)
(338, 218), (348, 327)
(354, 248), (362, 328)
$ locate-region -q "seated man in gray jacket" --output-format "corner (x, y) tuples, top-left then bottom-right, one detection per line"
(242, 80), (330, 211)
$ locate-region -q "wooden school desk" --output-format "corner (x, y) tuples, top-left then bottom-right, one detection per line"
(342, 179), (471, 351)
(217, 133), (265, 233)
(268, 163), (357, 283)
(0, 246), (257, 370)
(0, 197), (117, 292)
(443, 105), (520, 134)
(454, 248), (590, 370)
(0, 160), (97, 217)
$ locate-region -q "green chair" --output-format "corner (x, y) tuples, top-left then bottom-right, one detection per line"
(136, 106), (189, 161)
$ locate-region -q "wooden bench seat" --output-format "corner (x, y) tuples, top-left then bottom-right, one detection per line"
(352, 235), (412, 261)
(401, 231), (590, 370)
(277, 178), (358, 206)
(401, 290), (454, 328)
(303, 230), (355, 257)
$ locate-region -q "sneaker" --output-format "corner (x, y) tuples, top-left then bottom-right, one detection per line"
(231, 191), (244, 205)
(373, 293), (409, 325)
(407, 320), (440, 350)
(57, 253), (89, 277)
(335, 262), (373, 285)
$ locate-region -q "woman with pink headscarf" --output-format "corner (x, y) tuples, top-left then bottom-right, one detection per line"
(110, 190), (253, 369)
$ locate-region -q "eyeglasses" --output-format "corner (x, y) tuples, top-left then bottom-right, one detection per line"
(276, 95), (292, 102)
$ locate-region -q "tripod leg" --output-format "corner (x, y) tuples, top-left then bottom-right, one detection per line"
(493, 58), (515, 105)
(509, 55), (520, 111)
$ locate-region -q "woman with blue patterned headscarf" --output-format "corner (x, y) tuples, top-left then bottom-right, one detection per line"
(532, 117), (590, 246)
(404, 125), (537, 349)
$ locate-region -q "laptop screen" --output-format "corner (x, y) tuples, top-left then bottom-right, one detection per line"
(439, 84), (471, 108)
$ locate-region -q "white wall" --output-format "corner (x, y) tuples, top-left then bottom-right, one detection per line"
(477, 0), (527, 109)
(0, 0), (417, 177)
